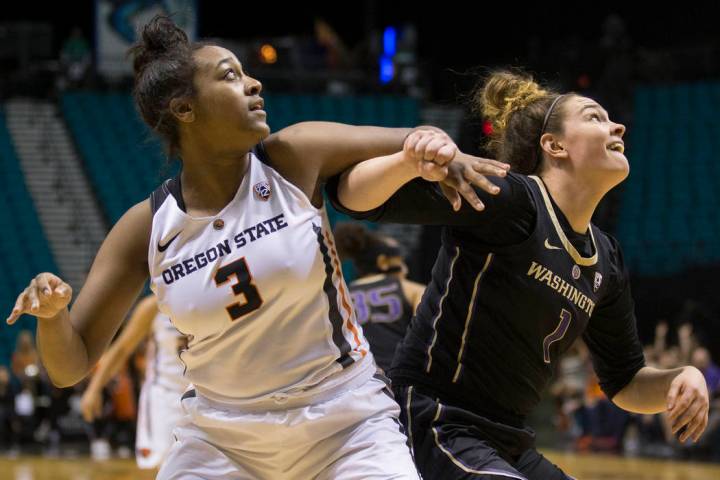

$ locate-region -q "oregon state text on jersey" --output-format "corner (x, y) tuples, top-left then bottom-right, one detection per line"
(148, 145), (372, 405)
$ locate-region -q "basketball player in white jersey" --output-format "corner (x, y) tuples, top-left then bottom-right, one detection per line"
(5, 15), (507, 479)
(80, 295), (188, 469)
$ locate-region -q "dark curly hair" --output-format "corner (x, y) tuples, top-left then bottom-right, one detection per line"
(128, 14), (210, 157)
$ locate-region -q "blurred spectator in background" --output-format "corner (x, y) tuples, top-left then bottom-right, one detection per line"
(0, 366), (19, 453)
(314, 18), (352, 70)
(59, 26), (91, 88)
(692, 347), (720, 396)
(14, 376), (38, 449)
(11, 331), (39, 382)
(690, 346), (720, 460)
(11, 331), (45, 449)
(550, 340), (589, 441)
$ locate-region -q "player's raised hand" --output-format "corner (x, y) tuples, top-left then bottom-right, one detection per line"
(439, 152), (510, 211)
(404, 128), (457, 167)
(6, 273), (73, 324)
(403, 129), (456, 182)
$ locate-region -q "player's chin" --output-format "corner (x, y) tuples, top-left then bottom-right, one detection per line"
(603, 162), (629, 186)
(250, 120), (271, 140)
(616, 157), (630, 179)
(604, 152), (629, 174)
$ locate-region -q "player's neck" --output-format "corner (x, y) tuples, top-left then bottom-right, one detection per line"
(540, 170), (606, 235)
(179, 151), (251, 217)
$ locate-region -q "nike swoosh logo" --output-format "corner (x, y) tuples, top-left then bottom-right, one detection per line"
(544, 238), (562, 250)
(158, 232), (181, 252)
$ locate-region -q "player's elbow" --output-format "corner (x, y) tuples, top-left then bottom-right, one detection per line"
(46, 363), (92, 389)
(48, 371), (88, 389)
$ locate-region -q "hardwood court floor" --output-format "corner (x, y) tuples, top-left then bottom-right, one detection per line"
(1, 451), (719, 479)
(546, 450), (720, 480)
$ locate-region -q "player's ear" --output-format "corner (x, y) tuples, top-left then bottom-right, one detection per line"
(170, 97), (195, 123)
(540, 132), (568, 160)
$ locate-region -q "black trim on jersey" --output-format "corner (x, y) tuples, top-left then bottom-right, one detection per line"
(181, 389), (196, 401)
(150, 180), (170, 215)
(252, 141), (272, 167)
(166, 176), (186, 212)
(150, 177), (186, 214)
(313, 223), (354, 368)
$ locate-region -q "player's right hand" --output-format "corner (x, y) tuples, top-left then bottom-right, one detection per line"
(80, 388), (103, 422)
(6, 273), (73, 324)
(403, 129), (456, 182)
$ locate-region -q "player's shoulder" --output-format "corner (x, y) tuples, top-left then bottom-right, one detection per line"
(101, 198), (153, 268)
(590, 226), (627, 280)
(591, 226), (622, 257)
(114, 198), (152, 239)
(493, 171), (537, 209)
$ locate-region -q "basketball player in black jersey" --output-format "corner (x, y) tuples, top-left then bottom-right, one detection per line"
(328, 70), (710, 479)
(334, 223), (425, 372)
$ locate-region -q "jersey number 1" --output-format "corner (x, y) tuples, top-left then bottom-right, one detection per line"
(543, 309), (572, 364)
(214, 258), (263, 320)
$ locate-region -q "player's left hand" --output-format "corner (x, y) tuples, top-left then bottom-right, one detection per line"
(439, 152), (510, 211)
(666, 366), (709, 443)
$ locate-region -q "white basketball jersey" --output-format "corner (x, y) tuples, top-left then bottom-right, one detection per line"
(143, 312), (188, 392)
(148, 145), (372, 405)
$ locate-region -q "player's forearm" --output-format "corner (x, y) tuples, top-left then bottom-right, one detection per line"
(337, 151), (418, 212)
(613, 366), (684, 414)
(36, 309), (91, 387)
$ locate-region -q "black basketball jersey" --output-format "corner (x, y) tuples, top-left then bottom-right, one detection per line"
(327, 172), (645, 423)
(348, 276), (414, 372)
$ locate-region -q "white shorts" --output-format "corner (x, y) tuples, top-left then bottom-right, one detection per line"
(135, 382), (185, 469)
(157, 375), (420, 479)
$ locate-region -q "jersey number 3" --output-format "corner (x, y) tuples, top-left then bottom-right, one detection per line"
(214, 258), (263, 320)
(543, 309), (572, 364)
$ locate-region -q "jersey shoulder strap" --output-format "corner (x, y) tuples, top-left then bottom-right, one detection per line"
(150, 176), (185, 215)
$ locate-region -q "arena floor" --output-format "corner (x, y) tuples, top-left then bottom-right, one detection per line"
(1, 451), (719, 479)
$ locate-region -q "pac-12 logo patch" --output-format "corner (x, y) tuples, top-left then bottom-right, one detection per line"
(594, 272), (603, 292)
(254, 181), (271, 201)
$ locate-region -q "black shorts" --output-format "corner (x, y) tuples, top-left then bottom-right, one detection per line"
(395, 385), (574, 480)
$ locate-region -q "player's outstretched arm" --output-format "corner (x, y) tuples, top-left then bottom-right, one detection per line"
(5, 200), (152, 388)
(613, 365), (709, 443)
